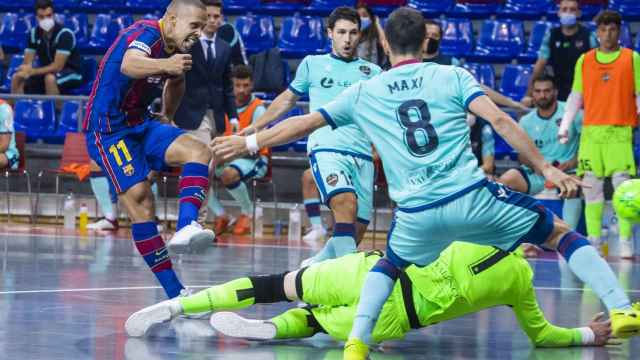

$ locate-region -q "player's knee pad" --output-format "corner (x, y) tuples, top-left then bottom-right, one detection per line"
(249, 272), (291, 303)
(557, 231), (590, 261)
(612, 172), (631, 189)
(582, 172), (605, 203)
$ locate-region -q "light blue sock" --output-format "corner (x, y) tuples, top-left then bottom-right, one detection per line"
(227, 181), (253, 215)
(350, 260), (399, 344)
(90, 176), (115, 219)
(328, 223), (356, 257)
(309, 240), (336, 263)
(207, 189), (226, 217)
(559, 232), (631, 311)
(562, 198), (583, 230)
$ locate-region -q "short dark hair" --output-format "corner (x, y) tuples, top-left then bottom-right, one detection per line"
(35, 0), (53, 11)
(327, 6), (360, 30)
(232, 65), (253, 80)
(532, 74), (556, 88)
(167, 0), (207, 12)
(385, 7), (426, 56)
(595, 10), (622, 29)
(424, 19), (442, 38)
(201, 0), (222, 8)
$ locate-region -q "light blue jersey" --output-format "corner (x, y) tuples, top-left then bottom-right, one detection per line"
(519, 101), (582, 164)
(0, 102), (18, 170)
(320, 61), (486, 210)
(288, 53), (382, 157)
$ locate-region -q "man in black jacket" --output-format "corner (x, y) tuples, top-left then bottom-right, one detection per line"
(174, 0), (238, 143)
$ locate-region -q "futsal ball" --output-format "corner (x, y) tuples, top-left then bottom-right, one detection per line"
(613, 179), (640, 223)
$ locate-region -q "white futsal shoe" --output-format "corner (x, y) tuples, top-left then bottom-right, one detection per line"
(210, 312), (277, 340)
(167, 221), (215, 254)
(87, 218), (118, 231)
(125, 298), (182, 337)
(302, 226), (326, 246)
(620, 239), (635, 259)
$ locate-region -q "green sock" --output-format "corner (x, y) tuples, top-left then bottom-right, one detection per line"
(227, 182), (253, 215)
(179, 277), (254, 314)
(270, 308), (317, 339)
(618, 216), (633, 240)
(584, 202), (604, 239)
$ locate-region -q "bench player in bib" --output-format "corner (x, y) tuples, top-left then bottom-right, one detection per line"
(83, 0), (215, 299)
(212, 8), (640, 359)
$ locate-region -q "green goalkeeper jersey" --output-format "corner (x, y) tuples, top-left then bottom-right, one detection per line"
(407, 242), (583, 347)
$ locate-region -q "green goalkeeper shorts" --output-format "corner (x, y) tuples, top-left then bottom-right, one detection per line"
(577, 125), (635, 177)
(299, 252), (411, 343)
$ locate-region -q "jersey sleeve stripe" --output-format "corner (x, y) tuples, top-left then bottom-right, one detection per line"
(464, 91), (486, 111)
(287, 85), (305, 97)
(318, 108), (336, 129)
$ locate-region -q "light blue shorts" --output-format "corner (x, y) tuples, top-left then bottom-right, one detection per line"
(387, 180), (555, 267)
(309, 149), (374, 224)
(215, 156), (268, 181)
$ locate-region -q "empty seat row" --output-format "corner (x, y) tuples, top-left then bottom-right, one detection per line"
(0, 0), (170, 13)
(13, 99), (80, 144)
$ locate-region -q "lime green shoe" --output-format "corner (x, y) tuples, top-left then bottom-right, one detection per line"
(610, 302), (640, 338)
(344, 337), (369, 360)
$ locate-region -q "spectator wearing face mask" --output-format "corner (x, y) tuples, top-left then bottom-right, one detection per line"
(522, 0), (598, 106)
(11, 0), (83, 96)
(355, 4), (386, 66)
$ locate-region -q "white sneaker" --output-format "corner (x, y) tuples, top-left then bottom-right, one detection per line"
(87, 218), (118, 231)
(302, 227), (326, 245)
(125, 298), (182, 337)
(209, 312), (277, 340)
(167, 221), (215, 254)
(620, 239), (634, 259)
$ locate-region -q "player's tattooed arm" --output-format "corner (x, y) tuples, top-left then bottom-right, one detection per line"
(212, 112), (326, 162)
(240, 89), (300, 135)
(121, 49), (192, 79)
(469, 94), (585, 198)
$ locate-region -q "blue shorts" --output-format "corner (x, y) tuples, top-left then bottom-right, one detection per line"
(386, 180), (555, 267)
(309, 149), (374, 224)
(215, 156), (268, 180)
(86, 121), (184, 194)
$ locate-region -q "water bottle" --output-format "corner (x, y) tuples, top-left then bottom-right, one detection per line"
(288, 204), (302, 243)
(63, 191), (76, 229)
(254, 199), (264, 238)
(79, 203), (89, 231)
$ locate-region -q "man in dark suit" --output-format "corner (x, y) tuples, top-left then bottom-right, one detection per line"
(175, 0), (238, 144)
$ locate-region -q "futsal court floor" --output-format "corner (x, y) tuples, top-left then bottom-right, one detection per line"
(1, 225), (639, 360)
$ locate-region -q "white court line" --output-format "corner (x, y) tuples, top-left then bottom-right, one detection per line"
(1, 284), (640, 296)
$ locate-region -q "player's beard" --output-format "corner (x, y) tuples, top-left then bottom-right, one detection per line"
(535, 98), (554, 110)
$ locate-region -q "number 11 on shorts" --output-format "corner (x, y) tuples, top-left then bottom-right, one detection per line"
(109, 140), (133, 166)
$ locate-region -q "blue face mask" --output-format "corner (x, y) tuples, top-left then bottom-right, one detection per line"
(360, 17), (371, 31)
(559, 13), (578, 26)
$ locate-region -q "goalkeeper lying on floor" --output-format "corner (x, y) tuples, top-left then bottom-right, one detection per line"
(126, 242), (635, 347)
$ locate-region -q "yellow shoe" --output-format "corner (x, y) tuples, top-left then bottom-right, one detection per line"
(344, 337), (369, 360)
(611, 303), (640, 338)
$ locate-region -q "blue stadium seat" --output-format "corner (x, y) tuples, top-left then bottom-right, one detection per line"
(55, 13), (90, 49)
(86, 14), (120, 54)
(462, 62), (495, 89)
(0, 0), (34, 11)
(142, 12), (161, 21)
(449, 0), (502, 19)
(54, 0), (82, 11)
(499, 64), (533, 101)
(260, 0), (307, 16)
(498, 0), (550, 20)
(518, 21), (554, 63)
(125, 0), (170, 13)
(13, 100), (56, 142)
(115, 15), (134, 31)
(0, 13), (35, 51)
(407, 0), (454, 16)
(67, 57), (97, 96)
(269, 107), (307, 152)
(439, 18), (475, 58)
(223, 0), (260, 15)
(608, 0), (640, 21)
(493, 131), (517, 160)
(254, 60), (291, 100)
(471, 19), (525, 62)
(0, 54), (24, 93)
(80, 0), (125, 12)
(278, 15), (327, 59)
(45, 100), (81, 144)
(303, 0), (355, 16)
(235, 15), (276, 55)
